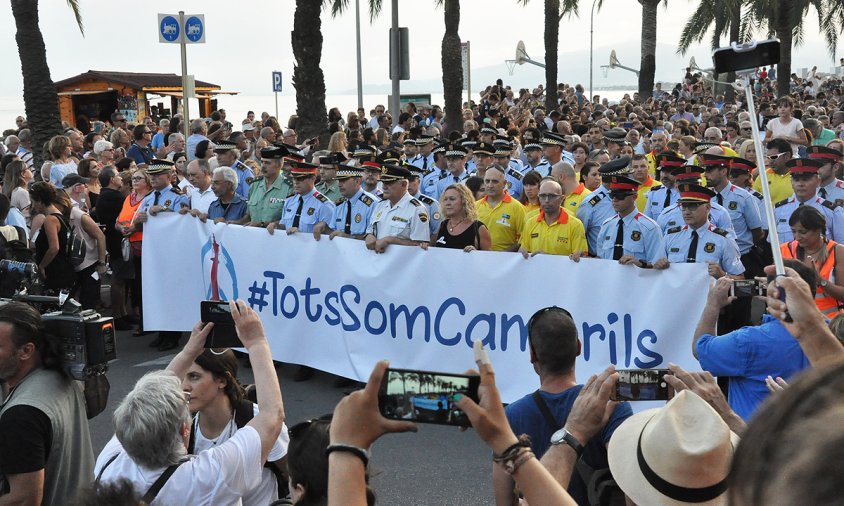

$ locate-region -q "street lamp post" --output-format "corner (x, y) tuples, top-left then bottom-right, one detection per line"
(355, 0), (363, 109)
(589, 0), (598, 103)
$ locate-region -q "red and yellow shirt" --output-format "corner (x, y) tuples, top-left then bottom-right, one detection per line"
(519, 208), (588, 256)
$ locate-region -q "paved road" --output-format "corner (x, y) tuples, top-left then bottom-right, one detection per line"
(90, 327), (496, 505)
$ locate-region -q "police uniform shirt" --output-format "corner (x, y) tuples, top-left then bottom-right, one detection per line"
(562, 150), (576, 165)
(772, 195), (844, 244)
(656, 201), (737, 240)
(819, 179), (844, 206)
(409, 153), (436, 172)
(247, 176), (289, 224)
(315, 180), (343, 203)
(331, 188), (377, 235)
(435, 170), (471, 200)
(279, 190), (336, 232)
(139, 185), (187, 214)
(524, 159), (552, 178)
(421, 168), (448, 198)
(414, 191), (443, 236)
(644, 186), (679, 220)
(232, 160), (256, 199)
(465, 158), (477, 174)
(597, 211), (665, 264)
(664, 222), (745, 275)
(508, 158), (526, 173)
(714, 184), (763, 255)
(366, 191), (431, 242)
(575, 185), (614, 256)
(505, 167), (524, 200)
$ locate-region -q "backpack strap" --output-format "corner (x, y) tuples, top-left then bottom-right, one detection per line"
(231, 398), (289, 497)
(94, 452), (121, 484)
(233, 398), (255, 428)
(141, 459), (188, 503)
(531, 390), (561, 431)
(13, 226), (25, 242)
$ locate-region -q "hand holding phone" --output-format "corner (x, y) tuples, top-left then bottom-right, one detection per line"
(612, 369), (674, 401)
(730, 279), (765, 298)
(200, 300), (244, 348)
(379, 368), (480, 427)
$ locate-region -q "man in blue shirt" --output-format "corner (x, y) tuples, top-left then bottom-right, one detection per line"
(126, 125), (156, 168)
(692, 259), (814, 421)
(495, 306), (632, 506)
(206, 166), (248, 223)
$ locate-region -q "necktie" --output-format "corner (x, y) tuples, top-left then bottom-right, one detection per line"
(820, 187), (828, 199)
(344, 200), (352, 234)
(716, 193), (723, 206)
(291, 196), (304, 228)
(422, 157), (428, 171)
(153, 190), (161, 206)
(662, 188), (671, 209)
(687, 230), (699, 262)
(613, 219), (624, 260)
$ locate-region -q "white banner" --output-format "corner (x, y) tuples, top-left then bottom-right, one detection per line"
(143, 215), (710, 403)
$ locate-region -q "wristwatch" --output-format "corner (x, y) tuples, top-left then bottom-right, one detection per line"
(820, 278), (829, 287)
(550, 427), (584, 457)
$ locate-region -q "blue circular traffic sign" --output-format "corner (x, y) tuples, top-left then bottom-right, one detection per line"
(185, 16), (204, 42)
(160, 15), (180, 42)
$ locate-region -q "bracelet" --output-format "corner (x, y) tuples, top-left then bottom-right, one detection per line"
(493, 434), (532, 463)
(499, 447), (535, 475)
(325, 443), (370, 467)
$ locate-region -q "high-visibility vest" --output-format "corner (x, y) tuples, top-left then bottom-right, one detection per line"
(781, 240), (844, 317)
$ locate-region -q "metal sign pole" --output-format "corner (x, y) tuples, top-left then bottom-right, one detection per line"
(275, 92), (279, 121)
(179, 11), (190, 127)
(739, 71), (784, 275)
(467, 41), (471, 107)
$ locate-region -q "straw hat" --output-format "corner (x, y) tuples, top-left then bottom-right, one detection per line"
(607, 390), (739, 506)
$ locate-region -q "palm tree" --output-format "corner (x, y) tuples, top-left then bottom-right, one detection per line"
(11, 0), (83, 167)
(330, 0), (464, 136)
(292, 0), (329, 143)
(637, 0), (666, 101)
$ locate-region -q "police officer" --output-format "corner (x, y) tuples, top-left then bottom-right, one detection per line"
(406, 163), (442, 236)
(493, 140), (524, 200)
(435, 144), (472, 200)
(315, 152), (345, 203)
(809, 145), (844, 205)
(409, 134), (436, 172)
(270, 160), (335, 237)
(462, 139), (478, 174)
(772, 158), (844, 243)
(214, 139), (255, 199)
(365, 164), (430, 253)
(494, 135), (526, 173)
(656, 165), (736, 238)
(360, 159), (384, 200)
(589, 175), (665, 266)
(522, 138), (552, 177)
(327, 166), (378, 240)
(421, 142), (448, 198)
(576, 155), (631, 256)
(643, 153), (685, 219)
(654, 183), (745, 279)
(237, 146), (289, 227)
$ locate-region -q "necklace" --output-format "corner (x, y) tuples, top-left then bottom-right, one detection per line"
(194, 410), (236, 447)
(448, 218), (466, 233)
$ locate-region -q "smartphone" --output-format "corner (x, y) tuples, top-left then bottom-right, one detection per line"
(731, 279), (765, 298)
(613, 369), (674, 401)
(200, 300), (243, 348)
(713, 39), (780, 74)
(623, 122), (634, 129)
(378, 368), (480, 427)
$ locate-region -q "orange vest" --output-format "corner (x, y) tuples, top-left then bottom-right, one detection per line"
(116, 193), (144, 243)
(781, 240), (843, 316)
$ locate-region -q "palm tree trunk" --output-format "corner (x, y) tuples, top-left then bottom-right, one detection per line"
(292, 0), (328, 143)
(725, 3), (741, 102)
(638, 0), (659, 100)
(774, 0), (793, 97)
(11, 0), (62, 168)
(441, 0), (463, 137)
(544, 0), (560, 112)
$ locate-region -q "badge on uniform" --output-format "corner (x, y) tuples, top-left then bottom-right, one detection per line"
(631, 231), (641, 241)
(270, 197), (282, 204)
(307, 207), (315, 216)
(704, 242), (715, 253)
(531, 233), (539, 238)
(246, 177), (254, 184)
(836, 199), (844, 207)
(164, 200), (171, 207)
(434, 212), (442, 220)
(354, 213), (362, 223)
(420, 213), (428, 222)
(728, 201), (737, 210)
(507, 181), (513, 188)
(668, 221), (676, 226)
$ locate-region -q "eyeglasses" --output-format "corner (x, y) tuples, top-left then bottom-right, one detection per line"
(143, 131), (152, 135)
(741, 127), (752, 131)
(131, 176), (145, 181)
(537, 193), (563, 200)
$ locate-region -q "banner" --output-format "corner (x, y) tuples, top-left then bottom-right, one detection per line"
(143, 215), (710, 403)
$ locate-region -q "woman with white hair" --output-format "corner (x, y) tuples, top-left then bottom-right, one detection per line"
(94, 139), (115, 166)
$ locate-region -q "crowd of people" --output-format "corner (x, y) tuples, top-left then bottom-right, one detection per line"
(2, 63), (844, 504)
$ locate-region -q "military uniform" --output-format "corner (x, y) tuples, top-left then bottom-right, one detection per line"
(315, 180), (342, 203)
(435, 170), (471, 200)
(664, 222), (745, 275)
(247, 176), (288, 224)
(332, 188), (378, 236)
(807, 145), (844, 205)
(367, 191), (430, 241)
(818, 179), (844, 205)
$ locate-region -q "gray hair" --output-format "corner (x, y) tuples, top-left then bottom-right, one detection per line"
(17, 129), (31, 143)
(159, 118), (170, 128)
(190, 118), (205, 134)
(94, 139), (113, 155)
(195, 158), (212, 175)
(803, 118), (821, 134)
(114, 371), (189, 469)
(213, 166), (238, 187)
(168, 132), (184, 144)
(4, 135), (19, 147)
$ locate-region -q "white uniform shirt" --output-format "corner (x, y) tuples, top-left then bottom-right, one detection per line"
(366, 191), (430, 241)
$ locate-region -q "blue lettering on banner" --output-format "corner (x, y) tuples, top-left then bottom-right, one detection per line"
(246, 270), (663, 363)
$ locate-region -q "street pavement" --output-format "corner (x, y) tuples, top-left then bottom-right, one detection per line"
(90, 327), (497, 505)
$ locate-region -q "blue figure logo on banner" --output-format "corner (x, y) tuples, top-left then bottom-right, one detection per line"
(201, 234), (238, 301)
(160, 15), (180, 42)
(185, 16), (204, 42)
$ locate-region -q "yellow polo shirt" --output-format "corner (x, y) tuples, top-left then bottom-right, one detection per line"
(520, 208), (588, 256)
(752, 168), (793, 204)
(562, 183), (592, 215)
(476, 192), (526, 251)
(636, 176), (662, 212)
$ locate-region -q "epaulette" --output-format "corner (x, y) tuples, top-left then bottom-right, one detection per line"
(822, 199), (840, 210)
(667, 226), (682, 234)
(250, 176), (265, 185)
(439, 171), (449, 180)
(587, 194), (605, 206)
(751, 190), (763, 200)
(334, 198), (345, 206)
(313, 191), (328, 203)
(418, 194), (435, 205)
(774, 199), (790, 208)
(712, 227), (728, 237)
(409, 198), (422, 207)
(170, 185), (182, 195)
(648, 185), (663, 192)
(507, 168), (523, 180)
(360, 194), (374, 206)
(423, 168), (435, 177)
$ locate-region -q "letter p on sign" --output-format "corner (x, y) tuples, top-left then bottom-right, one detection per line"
(272, 71), (283, 93)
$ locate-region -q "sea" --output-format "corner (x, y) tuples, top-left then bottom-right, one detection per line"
(0, 90), (638, 132)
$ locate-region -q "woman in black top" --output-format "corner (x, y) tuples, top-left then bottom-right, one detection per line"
(29, 182), (76, 291)
(431, 184), (491, 251)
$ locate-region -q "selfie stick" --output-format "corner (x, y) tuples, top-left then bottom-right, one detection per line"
(732, 53), (786, 277)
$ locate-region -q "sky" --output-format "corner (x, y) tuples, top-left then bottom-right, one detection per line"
(0, 0), (839, 99)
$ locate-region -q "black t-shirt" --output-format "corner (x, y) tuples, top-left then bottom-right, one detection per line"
(0, 405), (52, 475)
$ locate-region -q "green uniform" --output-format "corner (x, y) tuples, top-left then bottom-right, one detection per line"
(247, 175), (289, 224)
(316, 180), (342, 204)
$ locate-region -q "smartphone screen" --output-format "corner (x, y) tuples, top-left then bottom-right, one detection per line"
(200, 300), (243, 348)
(613, 369), (674, 401)
(378, 368), (480, 427)
(731, 279), (764, 298)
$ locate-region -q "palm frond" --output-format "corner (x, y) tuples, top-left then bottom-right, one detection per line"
(66, 0), (84, 36)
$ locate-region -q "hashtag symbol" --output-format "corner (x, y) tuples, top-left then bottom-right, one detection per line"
(247, 281), (269, 312)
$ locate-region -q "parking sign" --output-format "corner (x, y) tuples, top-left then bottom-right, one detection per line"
(272, 71), (283, 93)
